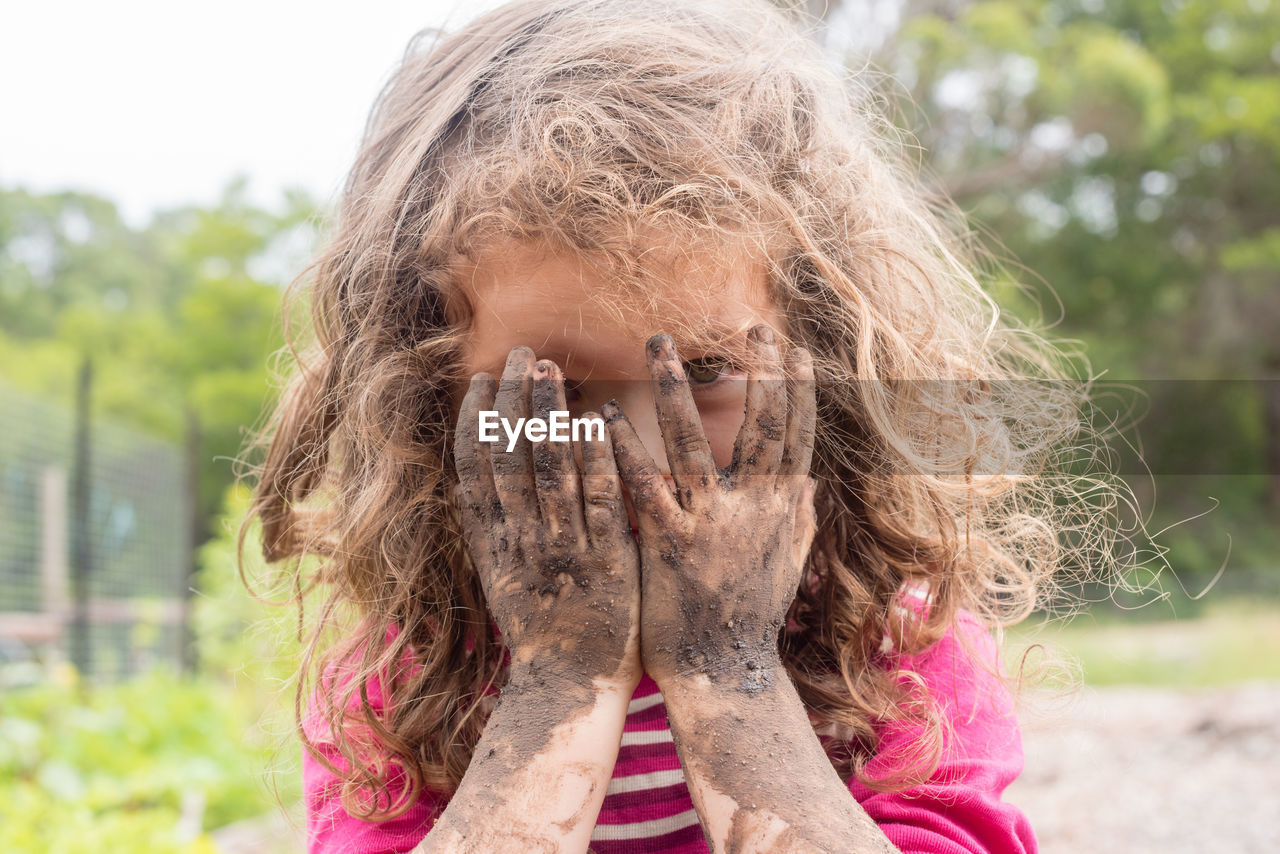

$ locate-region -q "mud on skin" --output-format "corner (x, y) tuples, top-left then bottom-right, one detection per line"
(604, 328), (818, 692)
(668, 572), (785, 697)
(452, 349), (638, 685)
(671, 687), (898, 854)
(444, 347), (643, 847)
(603, 327), (876, 849)
(434, 661), (602, 850)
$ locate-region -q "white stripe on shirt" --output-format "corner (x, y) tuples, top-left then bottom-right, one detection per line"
(627, 691), (666, 714)
(620, 728), (674, 746)
(591, 807), (701, 840)
(603, 767), (686, 795)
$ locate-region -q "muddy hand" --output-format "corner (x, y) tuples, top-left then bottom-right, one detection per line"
(602, 326), (818, 692)
(453, 346), (642, 690)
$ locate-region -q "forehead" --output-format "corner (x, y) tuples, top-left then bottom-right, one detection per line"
(450, 234), (781, 376)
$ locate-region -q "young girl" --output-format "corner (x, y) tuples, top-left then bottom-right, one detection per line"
(243, 0), (1098, 850)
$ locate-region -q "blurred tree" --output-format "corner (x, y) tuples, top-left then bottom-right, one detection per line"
(772, 0), (1279, 580)
(0, 175), (322, 550)
(0, 189), (164, 338)
(880, 0), (1278, 368)
(4, 0), (1277, 597)
(864, 0), (1280, 532)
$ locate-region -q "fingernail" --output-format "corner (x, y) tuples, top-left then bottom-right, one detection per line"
(646, 333), (676, 361)
(505, 346), (533, 370)
(533, 359), (553, 379)
(749, 324), (774, 344)
(601, 399), (621, 420)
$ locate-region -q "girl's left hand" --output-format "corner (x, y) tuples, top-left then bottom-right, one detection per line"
(601, 325), (818, 692)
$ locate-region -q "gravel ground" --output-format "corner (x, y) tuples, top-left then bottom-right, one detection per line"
(217, 683), (1280, 853)
(1006, 681), (1280, 854)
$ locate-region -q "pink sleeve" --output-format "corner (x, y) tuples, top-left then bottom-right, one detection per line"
(302, 627), (447, 854)
(847, 612), (1039, 854)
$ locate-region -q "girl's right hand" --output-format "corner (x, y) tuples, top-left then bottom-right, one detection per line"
(452, 346), (643, 692)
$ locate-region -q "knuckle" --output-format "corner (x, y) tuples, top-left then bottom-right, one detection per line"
(791, 419), (816, 446)
(671, 425), (707, 457)
(755, 410), (786, 442)
(495, 379), (526, 406)
(613, 444), (646, 476)
(454, 453), (483, 477)
(535, 470), (568, 496)
(584, 479), (622, 507)
(491, 451), (525, 474)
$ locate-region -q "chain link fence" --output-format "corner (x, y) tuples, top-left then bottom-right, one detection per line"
(0, 380), (191, 683)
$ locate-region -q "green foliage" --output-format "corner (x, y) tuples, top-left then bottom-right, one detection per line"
(1011, 597), (1280, 686)
(888, 0), (1280, 354)
(0, 177), (318, 545)
(0, 178), (318, 849)
(1223, 227), (1280, 272)
(879, 0), (1280, 588)
(0, 482), (311, 852)
(0, 188), (160, 340)
(1063, 27), (1171, 147)
(193, 482), (322, 692)
(0, 666), (299, 852)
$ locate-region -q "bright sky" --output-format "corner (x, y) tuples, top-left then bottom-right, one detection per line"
(0, 0), (511, 229)
(0, 1), (892, 231)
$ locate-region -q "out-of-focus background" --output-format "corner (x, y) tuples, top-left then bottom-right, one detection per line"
(1, 0), (1277, 852)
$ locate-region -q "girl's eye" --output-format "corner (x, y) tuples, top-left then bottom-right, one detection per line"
(561, 360), (732, 399)
(683, 356), (731, 386)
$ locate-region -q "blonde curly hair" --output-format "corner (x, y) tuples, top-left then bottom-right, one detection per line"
(239, 0), (1123, 823)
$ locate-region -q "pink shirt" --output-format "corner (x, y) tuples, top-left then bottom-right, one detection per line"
(303, 612), (1037, 853)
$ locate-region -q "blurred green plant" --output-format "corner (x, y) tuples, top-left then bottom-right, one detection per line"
(0, 482), (312, 852)
(0, 664), (297, 852)
(873, 0), (1280, 598)
(192, 481), (318, 692)
(0, 176), (320, 550)
(1011, 596), (1280, 686)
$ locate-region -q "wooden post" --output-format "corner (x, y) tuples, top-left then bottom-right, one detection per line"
(40, 465), (69, 650)
(70, 354), (94, 683)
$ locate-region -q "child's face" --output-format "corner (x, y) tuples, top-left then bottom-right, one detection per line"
(455, 236), (784, 527)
